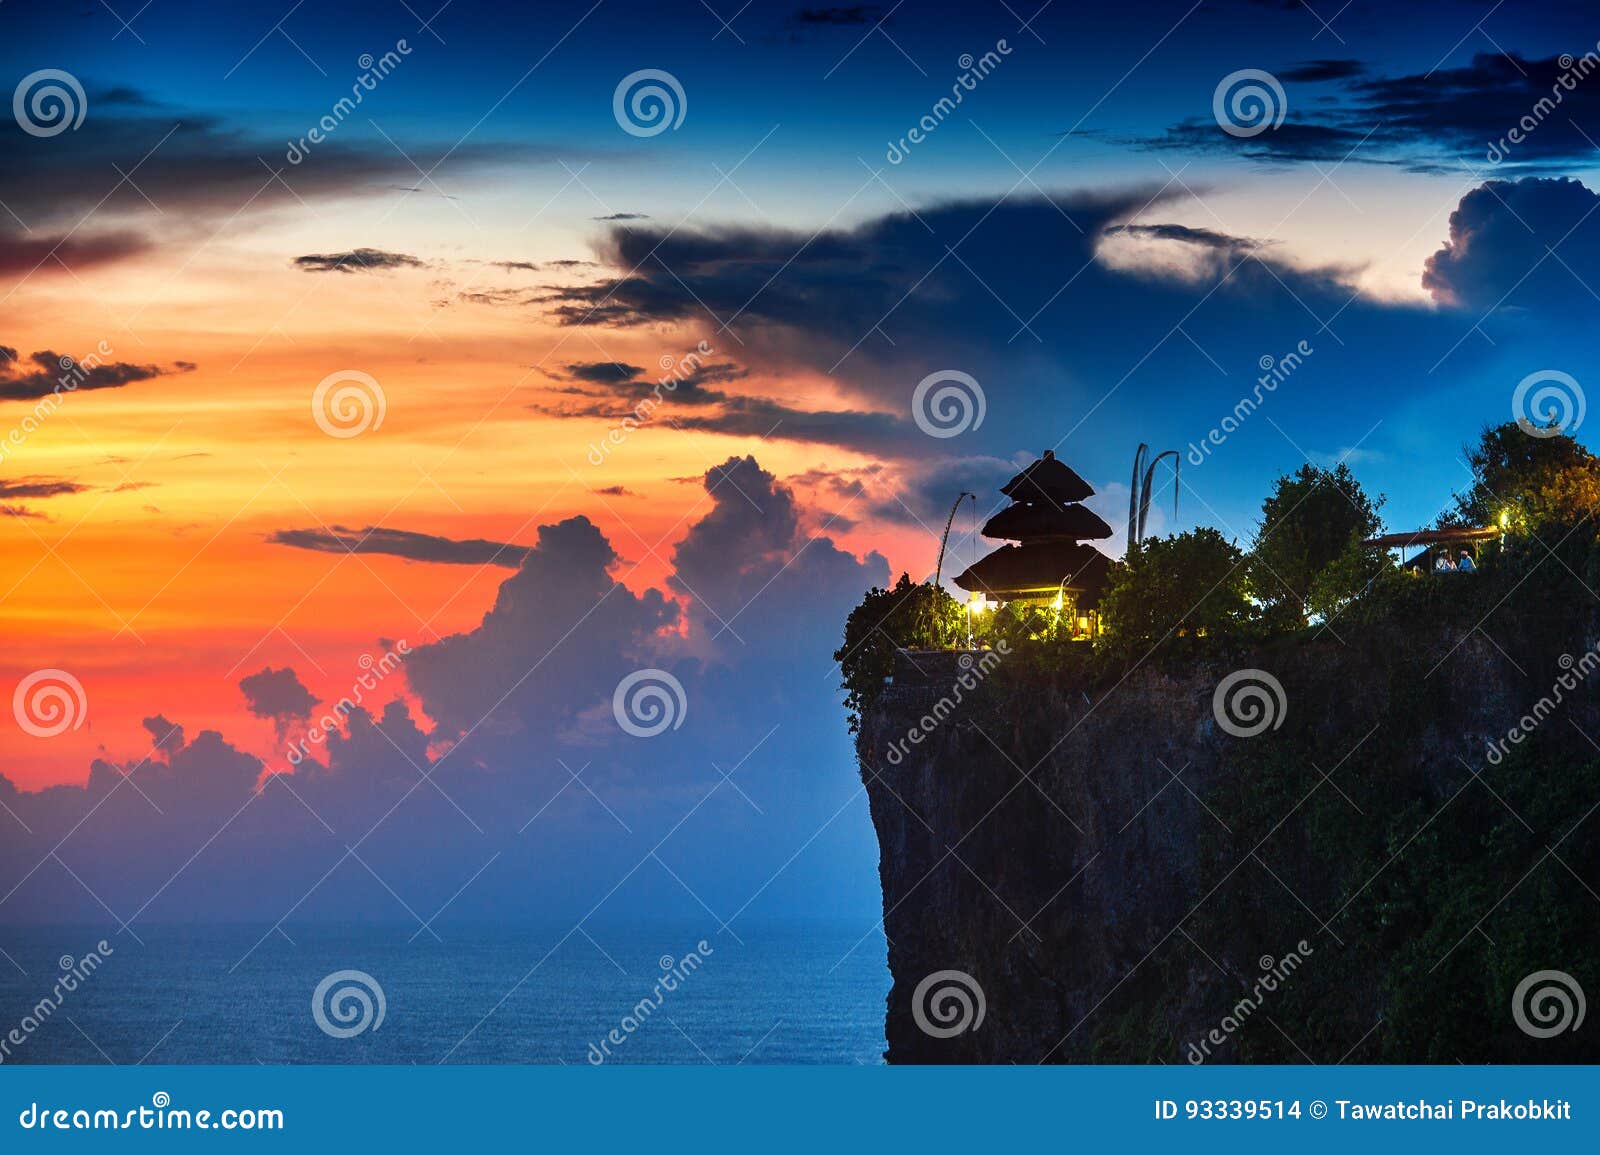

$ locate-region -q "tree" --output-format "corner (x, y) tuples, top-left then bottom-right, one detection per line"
(835, 575), (963, 732)
(1098, 527), (1250, 650)
(1451, 421), (1600, 531)
(1250, 463), (1383, 628)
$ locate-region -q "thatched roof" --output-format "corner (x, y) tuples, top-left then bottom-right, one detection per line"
(1361, 526), (1497, 549)
(953, 541), (1112, 605)
(999, 450), (1094, 504)
(981, 500), (1114, 542)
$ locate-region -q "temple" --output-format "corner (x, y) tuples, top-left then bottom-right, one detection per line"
(953, 450), (1112, 638)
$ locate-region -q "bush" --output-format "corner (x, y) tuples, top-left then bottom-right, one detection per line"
(1097, 527), (1251, 656)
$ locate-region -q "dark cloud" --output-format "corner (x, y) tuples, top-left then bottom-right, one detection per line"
(1104, 222), (1268, 254)
(565, 361), (645, 384)
(142, 715), (186, 757)
(1422, 177), (1600, 311)
(1280, 59), (1366, 82)
(0, 230), (151, 276)
(595, 485), (635, 496)
(292, 248), (425, 274)
(0, 477), (88, 499)
(0, 347), (195, 402)
(793, 5), (884, 24)
(0, 88), (595, 276)
(238, 666), (319, 723)
(1140, 52), (1600, 170)
(268, 525), (530, 567)
(453, 287), (539, 307)
(591, 213), (650, 221)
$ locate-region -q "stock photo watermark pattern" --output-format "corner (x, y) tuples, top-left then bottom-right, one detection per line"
(612, 669), (688, 738)
(613, 69), (686, 137)
(12, 69), (85, 137)
(1, 3), (1599, 1139)
(11, 670), (87, 739)
(311, 970), (387, 1040)
(910, 970), (985, 1040)
(1211, 669), (1286, 739)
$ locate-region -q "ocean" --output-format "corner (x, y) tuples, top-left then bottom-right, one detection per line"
(0, 921), (888, 1065)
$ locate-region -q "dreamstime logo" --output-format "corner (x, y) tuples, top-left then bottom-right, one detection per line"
(1512, 969), (1585, 1039)
(1487, 45), (1600, 165)
(285, 40), (412, 164)
(12, 669), (87, 738)
(286, 641), (411, 768)
(1189, 339), (1313, 466)
(13, 69), (87, 137)
(1212, 69), (1286, 138)
(1485, 645), (1600, 766)
(1513, 369), (1584, 438)
(911, 370), (985, 438)
(1212, 669), (1286, 738)
(612, 668), (687, 737)
(587, 340), (714, 464)
(586, 939), (714, 1064)
(613, 69), (686, 137)
(885, 39), (1013, 164)
(311, 370), (386, 438)
(0, 940), (114, 1064)
(311, 969), (386, 1039)
(912, 969), (985, 1038)
(884, 643), (1009, 766)
(1185, 940), (1314, 1063)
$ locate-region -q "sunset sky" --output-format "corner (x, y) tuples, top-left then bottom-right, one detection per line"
(3, 0), (1600, 926)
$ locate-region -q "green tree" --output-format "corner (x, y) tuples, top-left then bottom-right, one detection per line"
(1250, 463), (1383, 628)
(1097, 527), (1250, 651)
(834, 574), (963, 732)
(1450, 421), (1600, 531)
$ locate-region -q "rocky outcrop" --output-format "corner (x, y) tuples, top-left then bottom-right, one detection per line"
(859, 626), (1600, 1064)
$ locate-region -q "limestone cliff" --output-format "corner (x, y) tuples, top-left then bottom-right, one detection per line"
(858, 621), (1600, 1064)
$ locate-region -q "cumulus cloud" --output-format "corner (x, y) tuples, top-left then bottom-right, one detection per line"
(239, 667), (319, 727)
(404, 515), (679, 741)
(0, 456), (893, 926)
(1422, 177), (1600, 312)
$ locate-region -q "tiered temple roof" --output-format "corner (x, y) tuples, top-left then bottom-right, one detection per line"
(954, 450), (1113, 605)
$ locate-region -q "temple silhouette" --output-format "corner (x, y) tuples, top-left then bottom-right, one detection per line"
(953, 450), (1112, 638)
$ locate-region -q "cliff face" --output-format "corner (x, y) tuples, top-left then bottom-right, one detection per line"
(859, 623), (1600, 1064)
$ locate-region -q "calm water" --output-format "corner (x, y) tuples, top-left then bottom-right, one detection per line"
(0, 921), (888, 1065)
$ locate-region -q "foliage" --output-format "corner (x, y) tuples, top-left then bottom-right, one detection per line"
(833, 574), (963, 732)
(1096, 527), (1251, 654)
(1450, 420), (1600, 531)
(1250, 462), (1383, 628)
(1305, 536), (1391, 623)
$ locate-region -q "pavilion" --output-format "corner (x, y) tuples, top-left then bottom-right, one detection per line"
(1361, 525), (1499, 572)
(953, 450), (1112, 638)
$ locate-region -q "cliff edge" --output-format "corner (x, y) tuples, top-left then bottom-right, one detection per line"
(858, 614), (1600, 1063)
